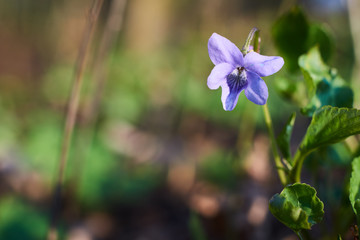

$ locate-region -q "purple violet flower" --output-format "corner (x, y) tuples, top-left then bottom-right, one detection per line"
(207, 33), (284, 111)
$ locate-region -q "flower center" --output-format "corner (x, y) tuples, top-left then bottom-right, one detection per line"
(227, 67), (247, 92)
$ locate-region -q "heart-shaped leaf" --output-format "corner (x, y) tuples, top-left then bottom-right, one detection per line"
(306, 24), (334, 63)
(269, 183), (324, 232)
(272, 7), (334, 72)
(300, 106), (360, 153)
(272, 6), (309, 72)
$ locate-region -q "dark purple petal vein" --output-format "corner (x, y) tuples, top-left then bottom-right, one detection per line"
(223, 68), (247, 111)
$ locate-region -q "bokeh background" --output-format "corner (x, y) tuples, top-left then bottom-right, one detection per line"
(0, 0), (358, 239)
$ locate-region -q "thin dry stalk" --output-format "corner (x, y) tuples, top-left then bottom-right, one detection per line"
(84, 0), (127, 122)
(69, 0), (128, 197)
(47, 0), (104, 239)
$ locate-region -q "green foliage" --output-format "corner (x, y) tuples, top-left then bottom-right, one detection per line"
(23, 112), (62, 181)
(189, 212), (207, 240)
(0, 5), (354, 238)
(272, 7), (309, 72)
(299, 46), (328, 85)
(299, 47), (353, 116)
(349, 157), (360, 224)
(275, 75), (310, 109)
(269, 183), (324, 233)
(300, 106), (360, 153)
(42, 65), (73, 103)
(276, 112), (296, 161)
(272, 7), (334, 72)
(0, 102), (18, 155)
(306, 143), (352, 168)
(77, 143), (162, 207)
(199, 152), (238, 189)
(105, 52), (151, 123)
(0, 198), (48, 240)
(306, 24), (334, 63)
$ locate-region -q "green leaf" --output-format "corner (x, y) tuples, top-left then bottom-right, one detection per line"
(189, 212), (207, 240)
(300, 106), (360, 153)
(306, 144), (352, 167)
(306, 24), (334, 63)
(301, 68), (316, 100)
(0, 198), (48, 240)
(349, 157), (360, 223)
(299, 46), (328, 84)
(299, 47), (353, 116)
(272, 6), (335, 73)
(272, 6), (309, 72)
(276, 112), (296, 161)
(269, 183), (324, 232)
(199, 152), (238, 189)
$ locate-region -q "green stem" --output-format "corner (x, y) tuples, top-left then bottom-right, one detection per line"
(250, 28), (286, 185)
(290, 148), (311, 183)
(297, 231), (304, 240)
(262, 103), (287, 185)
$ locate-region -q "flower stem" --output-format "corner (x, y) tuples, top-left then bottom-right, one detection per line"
(290, 148), (311, 183)
(252, 28), (286, 185)
(296, 231), (304, 240)
(46, 0), (104, 239)
(262, 103), (287, 185)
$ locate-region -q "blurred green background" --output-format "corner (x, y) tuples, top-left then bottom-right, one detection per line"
(0, 0), (357, 239)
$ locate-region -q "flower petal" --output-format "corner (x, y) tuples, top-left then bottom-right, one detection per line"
(207, 63), (235, 90)
(223, 87), (242, 111)
(208, 33), (244, 66)
(220, 83), (231, 110)
(220, 72), (247, 111)
(244, 51), (284, 77)
(244, 71), (268, 105)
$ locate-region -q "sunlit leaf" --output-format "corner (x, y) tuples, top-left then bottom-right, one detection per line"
(299, 47), (353, 116)
(300, 106), (360, 153)
(299, 46), (328, 84)
(269, 183), (324, 232)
